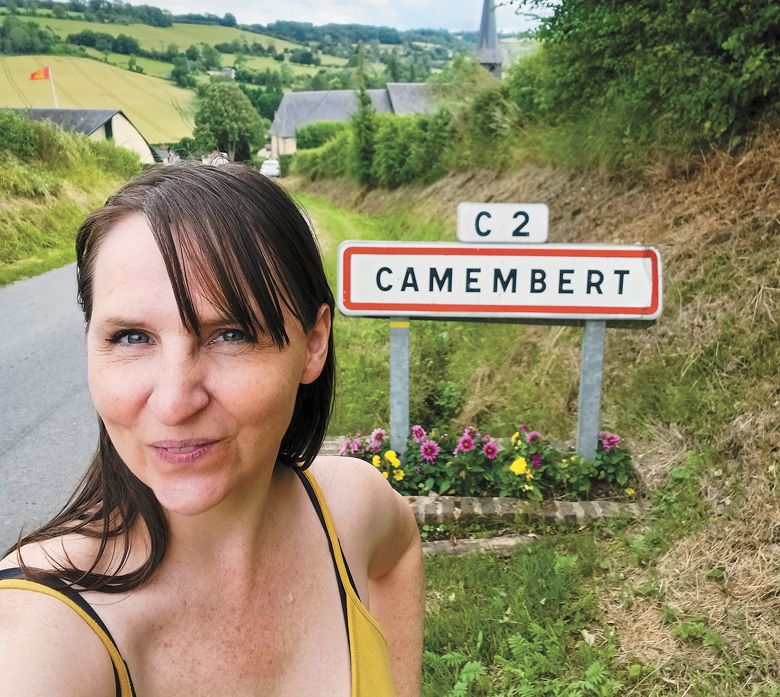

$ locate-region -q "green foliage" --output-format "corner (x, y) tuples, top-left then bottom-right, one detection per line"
(370, 110), (452, 188)
(277, 153), (292, 177)
(0, 14), (59, 52)
(351, 83), (376, 185)
(291, 128), (353, 180)
(295, 120), (347, 150)
(424, 539), (625, 696)
(194, 80), (265, 161)
(341, 424), (637, 500)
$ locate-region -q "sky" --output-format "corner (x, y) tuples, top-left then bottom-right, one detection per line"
(129, 1), (541, 34)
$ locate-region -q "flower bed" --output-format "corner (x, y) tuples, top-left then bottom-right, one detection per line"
(339, 423), (638, 501)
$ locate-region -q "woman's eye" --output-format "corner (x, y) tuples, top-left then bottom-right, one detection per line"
(216, 329), (248, 343)
(110, 330), (150, 344)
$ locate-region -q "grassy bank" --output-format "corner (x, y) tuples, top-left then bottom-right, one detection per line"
(287, 123), (780, 692)
(0, 112), (141, 286)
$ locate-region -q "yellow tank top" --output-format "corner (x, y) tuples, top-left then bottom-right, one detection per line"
(0, 468), (397, 697)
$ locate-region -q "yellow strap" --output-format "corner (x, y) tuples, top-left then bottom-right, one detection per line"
(0, 578), (134, 697)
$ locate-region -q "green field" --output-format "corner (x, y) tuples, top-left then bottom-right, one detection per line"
(82, 47), (172, 78)
(28, 16), (297, 52)
(0, 55), (195, 143)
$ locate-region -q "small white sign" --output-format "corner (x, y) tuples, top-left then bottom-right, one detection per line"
(457, 202), (549, 243)
(338, 241), (662, 321)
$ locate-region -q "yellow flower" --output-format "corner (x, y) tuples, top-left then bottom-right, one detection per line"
(393, 469), (405, 481)
(511, 431), (520, 445)
(510, 457), (528, 476)
(384, 450), (401, 468)
(371, 455), (381, 468)
(625, 487), (636, 496)
(382, 471), (389, 479)
(525, 470), (534, 481)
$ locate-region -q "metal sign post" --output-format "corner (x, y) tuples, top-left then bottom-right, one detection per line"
(576, 320), (606, 460)
(389, 319), (410, 452)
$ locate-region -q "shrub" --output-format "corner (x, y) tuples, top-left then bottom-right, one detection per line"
(292, 128), (353, 180)
(295, 120), (347, 150)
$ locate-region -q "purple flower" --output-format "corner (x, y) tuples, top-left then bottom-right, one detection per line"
(366, 427), (386, 452)
(454, 433), (475, 456)
(420, 439), (441, 463)
(350, 440), (361, 455)
(482, 441), (499, 460)
(520, 424), (528, 433)
(526, 431), (541, 442)
(412, 425), (427, 442)
(339, 438), (352, 456)
(531, 453), (542, 469)
(599, 431), (622, 452)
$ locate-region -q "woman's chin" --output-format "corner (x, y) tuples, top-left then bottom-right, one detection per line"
(151, 476), (231, 518)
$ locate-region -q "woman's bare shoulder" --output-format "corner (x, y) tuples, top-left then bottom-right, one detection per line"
(0, 582), (116, 695)
(308, 456), (418, 572)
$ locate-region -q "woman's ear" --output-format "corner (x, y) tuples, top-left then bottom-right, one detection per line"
(301, 304), (332, 385)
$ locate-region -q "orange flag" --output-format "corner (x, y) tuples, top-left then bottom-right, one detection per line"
(29, 66), (50, 80)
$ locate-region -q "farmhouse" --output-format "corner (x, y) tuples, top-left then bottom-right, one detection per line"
(269, 82), (435, 159)
(19, 108), (159, 164)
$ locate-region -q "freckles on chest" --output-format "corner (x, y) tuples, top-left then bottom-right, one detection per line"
(130, 544), (351, 694)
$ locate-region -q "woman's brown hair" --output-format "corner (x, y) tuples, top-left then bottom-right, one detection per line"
(6, 163), (336, 591)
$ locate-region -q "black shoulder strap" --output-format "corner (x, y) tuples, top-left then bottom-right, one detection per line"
(0, 567), (135, 697)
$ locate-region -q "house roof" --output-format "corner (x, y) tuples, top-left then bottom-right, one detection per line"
(21, 108), (122, 136)
(270, 83), (436, 138)
(18, 108), (160, 162)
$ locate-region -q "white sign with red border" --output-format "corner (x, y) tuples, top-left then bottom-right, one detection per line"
(457, 202), (549, 243)
(338, 242), (662, 321)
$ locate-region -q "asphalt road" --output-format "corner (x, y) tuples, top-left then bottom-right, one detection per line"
(0, 264), (97, 553)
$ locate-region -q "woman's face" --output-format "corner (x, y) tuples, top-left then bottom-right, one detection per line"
(86, 214), (330, 516)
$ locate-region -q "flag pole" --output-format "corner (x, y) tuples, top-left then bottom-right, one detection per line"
(50, 66), (59, 108)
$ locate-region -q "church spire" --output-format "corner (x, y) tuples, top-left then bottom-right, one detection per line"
(476, 0), (502, 78)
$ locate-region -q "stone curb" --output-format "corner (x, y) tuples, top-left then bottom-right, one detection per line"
(321, 437), (649, 527)
(422, 534), (536, 557)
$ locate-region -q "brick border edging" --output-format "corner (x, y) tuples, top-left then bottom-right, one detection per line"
(405, 494), (648, 526)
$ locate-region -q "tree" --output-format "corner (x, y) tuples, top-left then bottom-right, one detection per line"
(171, 55), (195, 88)
(194, 81), (265, 161)
(351, 44), (376, 185)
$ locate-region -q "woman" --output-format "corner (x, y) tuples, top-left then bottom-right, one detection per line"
(0, 163), (424, 696)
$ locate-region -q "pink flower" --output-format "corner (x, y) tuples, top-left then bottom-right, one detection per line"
(411, 425), (427, 442)
(482, 441), (499, 459)
(350, 440), (361, 455)
(367, 427), (386, 452)
(531, 453), (542, 469)
(526, 431), (541, 442)
(599, 431), (622, 452)
(339, 438), (352, 456)
(520, 424), (528, 433)
(420, 439), (440, 463)
(454, 433), (475, 456)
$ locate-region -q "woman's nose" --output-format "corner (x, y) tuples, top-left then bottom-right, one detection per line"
(147, 349), (209, 426)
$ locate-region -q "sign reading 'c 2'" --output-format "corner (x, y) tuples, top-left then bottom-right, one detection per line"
(338, 242), (662, 322)
(457, 202), (549, 243)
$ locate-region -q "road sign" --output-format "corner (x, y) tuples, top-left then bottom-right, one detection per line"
(338, 242), (662, 321)
(457, 202), (549, 243)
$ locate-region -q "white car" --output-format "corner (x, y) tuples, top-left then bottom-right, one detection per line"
(260, 159), (281, 178)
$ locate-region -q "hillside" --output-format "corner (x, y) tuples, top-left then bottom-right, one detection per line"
(24, 16), (346, 65)
(287, 126), (780, 689)
(0, 54), (195, 142)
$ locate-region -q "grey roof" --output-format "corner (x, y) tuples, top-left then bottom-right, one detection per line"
(476, 0), (502, 65)
(270, 84), (435, 138)
(386, 83), (436, 115)
(20, 108), (121, 135)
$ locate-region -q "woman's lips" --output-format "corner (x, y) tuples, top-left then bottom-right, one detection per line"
(149, 440), (219, 466)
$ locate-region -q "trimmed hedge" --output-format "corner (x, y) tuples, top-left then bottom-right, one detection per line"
(296, 120), (348, 150)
